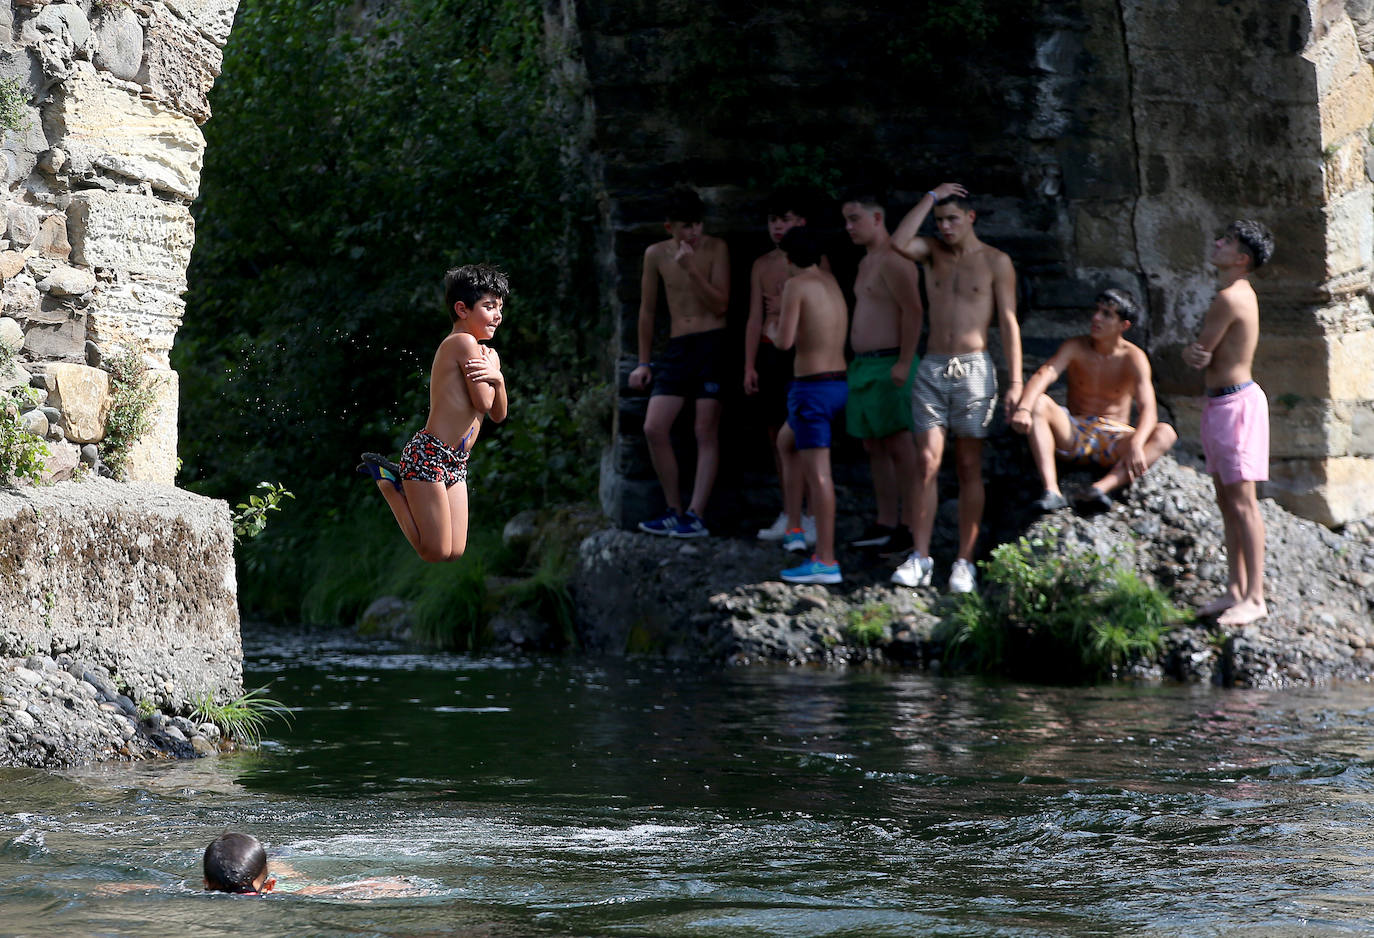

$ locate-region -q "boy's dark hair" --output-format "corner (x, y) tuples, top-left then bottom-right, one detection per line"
(444, 264), (510, 321)
(1227, 219), (1274, 270)
(935, 192), (975, 213)
(766, 185), (810, 221)
(779, 227), (824, 269)
(1096, 287), (1139, 323)
(839, 190), (885, 213)
(664, 186), (704, 224)
(204, 832), (267, 894)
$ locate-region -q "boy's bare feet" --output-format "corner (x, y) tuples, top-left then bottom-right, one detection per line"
(1216, 598), (1267, 626)
(1197, 593), (1240, 617)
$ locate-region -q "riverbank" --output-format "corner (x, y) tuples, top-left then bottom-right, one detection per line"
(570, 455), (1374, 687)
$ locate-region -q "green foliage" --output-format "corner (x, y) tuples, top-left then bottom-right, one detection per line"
(191, 686), (293, 747)
(0, 342), (48, 486)
(102, 349), (157, 479)
(232, 481), (295, 542)
(940, 531), (1189, 682)
(0, 77), (29, 135)
(492, 545), (578, 649)
(845, 602), (892, 647)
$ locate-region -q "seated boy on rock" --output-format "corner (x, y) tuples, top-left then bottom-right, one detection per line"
(1010, 288), (1176, 513)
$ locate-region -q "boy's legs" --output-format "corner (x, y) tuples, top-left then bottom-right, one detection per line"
(1096, 423), (1178, 494)
(1206, 476), (1267, 624)
(777, 423), (804, 530)
(953, 436), (984, 562)
(379, 478), (468, 562)
(863, 436), (899, 528)
(1027, 397), (1074, 497)
(909, 426), (947, 556)
(642, 394), (687, 512)
(688, 397), (722, 517)
(800, 447), (837, 564)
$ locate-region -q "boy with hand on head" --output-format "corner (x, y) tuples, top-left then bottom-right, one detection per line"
(839, 192), (924, 554)
(746, 187), (826, 547)
(629, 186), (731, 538)
(357, 263), (508, 562)
(888, 183), (1023, 594)
(768, 227), (849, 584)
(1182, 220), (1275, 626)
(1011, 288), (1177, 513)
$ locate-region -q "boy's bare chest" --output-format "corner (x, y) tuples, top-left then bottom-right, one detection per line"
(928, 254), (992, 300)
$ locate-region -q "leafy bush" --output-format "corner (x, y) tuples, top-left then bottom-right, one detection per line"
(102, 349), (158, 479)
(0, 343), (48, 485)
(845, 602), (892, 647)
(940, 530), (1189, 682)
(232, 481), (294, 541)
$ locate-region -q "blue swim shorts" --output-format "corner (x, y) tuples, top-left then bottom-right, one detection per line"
(786, 372), (848, 450)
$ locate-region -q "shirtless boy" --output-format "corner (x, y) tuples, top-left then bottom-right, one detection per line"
(840, 193), (923, 553)
(888, 184), (1023, 594)
(629, 186), (731, 538)
(1182, 220), (1275, 626)
(745, 187), (823, 547)
(1011, 288), (1177, 513)
(358, 263), (507, 562)
(766, 227), (849, 584)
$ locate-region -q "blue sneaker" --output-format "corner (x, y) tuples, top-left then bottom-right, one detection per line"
(781, 555), (842, 584)
(669, 510), (709, 538)
(638, 509), (681, 536)
(781, 527), (807, 552)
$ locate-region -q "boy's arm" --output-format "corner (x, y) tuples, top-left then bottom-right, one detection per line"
(881, 253), (924, 386)
(459, 336), (505, 420)
(994, 252), (1023, 417)
(891, 182), (966, 257)
(743, 257), (765, 394)
(1121, 349), (1158, 478)
(629, 247), (660, 390)
(772, 280), (802, 350)
(1010, 339), (1076, 434)
(1182, 293), (1237, 369)
(678, 238), (730, 314)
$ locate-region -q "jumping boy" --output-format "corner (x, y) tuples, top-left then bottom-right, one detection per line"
(767, 226), (849, 584)
(839, 193), (924, 553)
(889, 183), (1023, 594)
(745, 187), (823, 547)
(357, 263), (507, 562)
(1011, 288), (1177, 512)
(629, 186), (731, 538)
(1182, 220), (1275, 626)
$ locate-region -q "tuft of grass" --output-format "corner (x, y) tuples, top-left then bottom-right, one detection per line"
(939, 531), (1190, 682)
(845, 602), (892, 647)
(191, 686), (292, 747)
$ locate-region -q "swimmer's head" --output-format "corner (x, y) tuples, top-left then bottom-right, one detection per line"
(779, 226), (824, 269)
(1225, 219), (1274, 271)
(445, 264), (510, 324)
(204, 832), (274, 895)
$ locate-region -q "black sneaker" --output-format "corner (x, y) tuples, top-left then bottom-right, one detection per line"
(1075, 488), (1112, 515)
(850, 522), (895, 549)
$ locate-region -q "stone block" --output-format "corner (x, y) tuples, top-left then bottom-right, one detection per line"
(6, 205), (38, 247)
(46, 68), (206, 200)
(122, 368), (177, 485)
(42, 361), (110, 443)
(0, 316), (20, 352)
(1308, 13), (1365, 96)
(87, 278), (185, 365)
(1351, 402), (1374, 457)
(0, 251), (25, 281)
(136, 10), (224, 123)
(160, 0), (239, 47)
(0, 358), (31, 392)
(1327, 329), (1374, 399)
(1255, 337), (1331, 398)
(21, 314), (85, 360)
(91, 5), (144, 81)
(1323, 137), (1368, 200)
(36, 264), (96, 297)
(32, 213), (71, 261)
(1267, 396), (1345, 459)
(1268, 455), (1374, 526)
(38, 440), (79, 484)
(1324, 186), (1374, 280)
(68, 191), (194, 283)
(1320, 67), (1374, 147)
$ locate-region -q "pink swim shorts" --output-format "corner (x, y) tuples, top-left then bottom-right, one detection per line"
(1200, 381), (1269, 484)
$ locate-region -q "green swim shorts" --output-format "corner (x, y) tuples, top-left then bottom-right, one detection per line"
(845, 353), (917, 439)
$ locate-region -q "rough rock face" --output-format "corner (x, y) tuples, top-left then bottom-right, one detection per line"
(0, 478), (242, 742)
(571, 455), (1374, 688)
(0, 0), (238, 484)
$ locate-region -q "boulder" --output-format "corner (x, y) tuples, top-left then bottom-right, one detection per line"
(36, 264), (96, 297)
(39, 440), (78, 483)
(41, 361), (109, 443)
(91, 6), (143, 81)
(6, 205), (38, 248)
(0, 251), (26, 281)
(30, 214), (71, 261)
(0, 315), (21, 352)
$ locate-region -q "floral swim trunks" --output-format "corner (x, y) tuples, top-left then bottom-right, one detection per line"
(1055, 406), (1134, 467)
(399, 429), (470, 487)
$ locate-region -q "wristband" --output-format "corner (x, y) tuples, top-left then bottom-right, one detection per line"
(927, 190), (938, 202)
(637, 362), (651, 369)
(1015, 407), (1030, 413)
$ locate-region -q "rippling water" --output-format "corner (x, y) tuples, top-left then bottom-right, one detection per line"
(5, 632), (1374, 936)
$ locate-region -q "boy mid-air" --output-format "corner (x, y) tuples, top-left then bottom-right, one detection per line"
(767, 227), (850, 584)
(358, 263), (508, 562)
(1182, 220), (1275, 626)
(628, 186), (731, 538)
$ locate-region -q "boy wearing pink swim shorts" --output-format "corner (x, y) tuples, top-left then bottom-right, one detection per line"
(1182, 220), (1275, 626)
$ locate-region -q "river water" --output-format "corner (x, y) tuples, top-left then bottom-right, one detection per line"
(5, 632), (1374, 936)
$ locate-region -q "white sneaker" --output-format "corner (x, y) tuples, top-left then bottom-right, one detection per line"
(891, 551), (933, 588)
(948, 559), (978, 594)
(757, 511), (788, 541)
(802, 514), (817, 546)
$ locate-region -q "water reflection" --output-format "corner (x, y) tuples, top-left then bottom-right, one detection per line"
(2, 633), (1374, 936)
